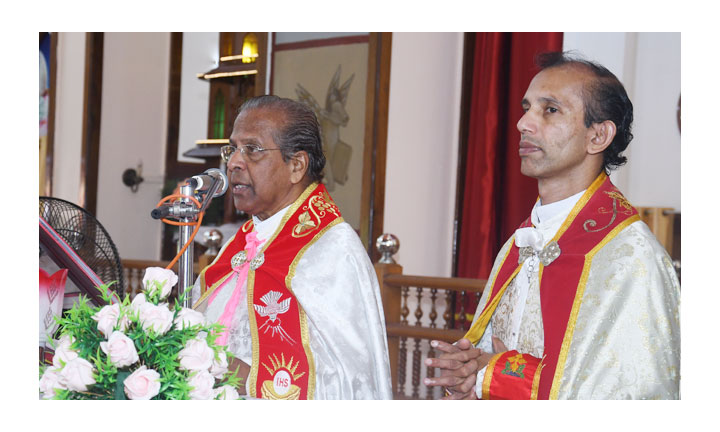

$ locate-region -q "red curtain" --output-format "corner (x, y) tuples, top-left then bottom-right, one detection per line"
(454, 32), (563, 327)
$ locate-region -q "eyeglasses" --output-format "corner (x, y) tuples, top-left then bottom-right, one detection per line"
(220, 144), (283, 163)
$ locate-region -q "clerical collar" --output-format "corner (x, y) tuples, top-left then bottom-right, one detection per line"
(531, 189), (586, 227)
(252, 204), (291, 242)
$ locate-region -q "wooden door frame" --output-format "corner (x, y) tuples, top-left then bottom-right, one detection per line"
(361, 32), (392, 262)
(42, 32), (58, 197)
(165, 32), (215, 181)
(79, 32), (104, 215)
(451, 32), (476, 277)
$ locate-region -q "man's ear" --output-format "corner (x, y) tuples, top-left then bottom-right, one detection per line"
(289, 150), (309, 184)
(587, 120), (617, 155)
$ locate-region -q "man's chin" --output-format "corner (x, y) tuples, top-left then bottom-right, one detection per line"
(232, 199), (254, 216)
(519, 162), (538, 179)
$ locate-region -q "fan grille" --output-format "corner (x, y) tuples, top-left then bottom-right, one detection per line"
(39, 197), (125, 297)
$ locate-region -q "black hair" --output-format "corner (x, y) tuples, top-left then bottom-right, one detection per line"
(536, 51), (634, 172)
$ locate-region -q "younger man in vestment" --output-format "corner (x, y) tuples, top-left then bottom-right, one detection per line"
(425, 52), (680, 399)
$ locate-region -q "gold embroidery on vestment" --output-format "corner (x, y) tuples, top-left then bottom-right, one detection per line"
(550, 172), (607, 243)
(604, 191), (633, 214)
(291, 193), (340, 238)
(530, 356), (546, 400)
(260, 354), (304, 400)
(293, 211), (317, 236)
(463, 240), (521, 344)
(584, 190), (635, 233)
(261, 353), (307, 380)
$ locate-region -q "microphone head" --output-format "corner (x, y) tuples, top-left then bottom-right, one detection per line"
(205, 168), (228, 197)
(189, 168), (228, 197)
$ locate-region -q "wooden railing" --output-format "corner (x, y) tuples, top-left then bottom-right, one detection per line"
(636, 207), (677, 255)
(636, 207), (681, 281)
(375, 260), (485, 399)
(121, 259), (201, 301)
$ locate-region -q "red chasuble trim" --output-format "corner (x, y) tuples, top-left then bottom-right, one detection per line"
(481, 350), (543, 400)
(195, 183), (342, 400)
(464, 172), (640, 399)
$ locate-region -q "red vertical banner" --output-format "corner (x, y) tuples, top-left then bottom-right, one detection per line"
(455, 32), (563, 329)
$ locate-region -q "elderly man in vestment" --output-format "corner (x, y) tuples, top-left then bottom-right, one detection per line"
(425, 52), (680, 399)
(191, 95), (392, 399)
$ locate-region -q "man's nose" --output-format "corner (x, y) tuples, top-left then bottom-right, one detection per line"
(226, 149), (248, 170)
(517, 111), (536, 135)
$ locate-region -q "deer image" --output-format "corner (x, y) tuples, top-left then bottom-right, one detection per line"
(295, 65), (354, 191)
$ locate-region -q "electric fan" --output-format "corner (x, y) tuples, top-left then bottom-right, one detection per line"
(39, 197), (125, 301)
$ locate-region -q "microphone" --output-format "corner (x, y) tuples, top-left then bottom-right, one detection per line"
(150, 168), (228, 220)
(189, 168), (228, 197)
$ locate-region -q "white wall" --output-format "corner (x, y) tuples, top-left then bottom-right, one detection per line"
(383, 32), (464, 277)
(563, 32), (681, 211)
(626, 33), (681, 210)
(52, 32), (86, 204)
(95, 33), (171, 260)
(178, 32), (217, 163)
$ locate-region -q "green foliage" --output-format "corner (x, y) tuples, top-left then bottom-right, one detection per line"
(42, 278), (242, 400)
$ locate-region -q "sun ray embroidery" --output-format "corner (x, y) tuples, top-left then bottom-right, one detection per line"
(261, 355), (307, 382)
(260, 354), (307, 399)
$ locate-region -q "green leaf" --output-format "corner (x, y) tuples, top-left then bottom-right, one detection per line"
(114, 371), (130, 400)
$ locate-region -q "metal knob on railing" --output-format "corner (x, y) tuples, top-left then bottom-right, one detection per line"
(204, 229), (223, 256)
(376, 233), (400, 264)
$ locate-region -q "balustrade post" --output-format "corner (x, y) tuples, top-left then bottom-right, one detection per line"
(374, 233), (402, 397)
(375, 261), (402, 397)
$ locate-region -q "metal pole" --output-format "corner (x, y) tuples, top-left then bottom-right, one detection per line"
(178, 184), (195, 308)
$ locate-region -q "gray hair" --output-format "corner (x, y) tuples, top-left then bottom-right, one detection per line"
(238, 95), (325, 183)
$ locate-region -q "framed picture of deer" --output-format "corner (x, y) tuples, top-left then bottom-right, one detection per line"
(271, 33), (392, 260)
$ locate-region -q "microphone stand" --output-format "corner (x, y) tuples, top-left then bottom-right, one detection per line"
(177, 183), (195, 309)
(178, 178), (225, 308)
(153, 177), (225, 308)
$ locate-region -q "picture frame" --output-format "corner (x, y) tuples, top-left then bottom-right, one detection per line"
(270, 33), (392, 260)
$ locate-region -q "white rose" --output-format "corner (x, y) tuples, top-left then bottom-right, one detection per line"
(178, 336), (215, 371)
(39, 366), (66, 399)
(100, 331), (139, 368)
(142, 267), (178, 299)
(92, 303), (129, 337)
(213, 384), (240, 400)
(129, 293), (147, 317)
(138, 302), (174, 335)
(59, 357), (96, 392)
(124, 365), (161, 400)
(52, 334), (78, 368)
(174, 307), (206, 330)
(210, 350), (228, 378)
(188, 370), (215, 400)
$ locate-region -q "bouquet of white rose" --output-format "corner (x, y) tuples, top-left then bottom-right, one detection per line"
(39, 267), (242, 400)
